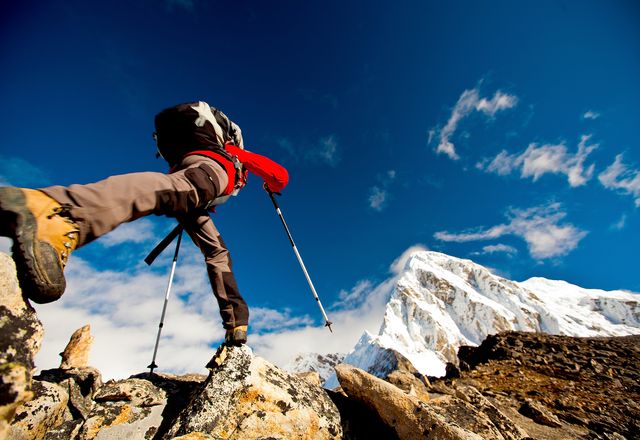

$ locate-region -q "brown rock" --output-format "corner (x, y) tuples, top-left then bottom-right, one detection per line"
(386, 370), (430, 402)
(295, 371), (323, 387)
(335, 363), (481, 439)
(519, 400), (562, 428)
(59, 325), (93, 369)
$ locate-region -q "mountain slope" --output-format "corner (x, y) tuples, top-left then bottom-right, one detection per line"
(325, 251), (640, 388)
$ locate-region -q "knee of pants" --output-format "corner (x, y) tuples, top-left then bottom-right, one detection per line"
(184, 164), (222, 209)
(205, 250), (232, 273)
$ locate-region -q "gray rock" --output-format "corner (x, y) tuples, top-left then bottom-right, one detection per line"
(166, 345), (342, 439)
(36, 367), (103, 421)
(94, 378), (166, 407)
(0, 253), (44, 440)
(6, 380), (69, 440)
(80, 401), (164, 440)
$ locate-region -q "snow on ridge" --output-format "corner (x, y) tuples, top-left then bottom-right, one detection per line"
(324, 250), (640, 389)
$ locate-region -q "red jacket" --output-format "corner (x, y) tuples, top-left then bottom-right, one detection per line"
(184, 145), (289, 195)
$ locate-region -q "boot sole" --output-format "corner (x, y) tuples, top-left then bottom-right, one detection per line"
(0, 187), (65, 303)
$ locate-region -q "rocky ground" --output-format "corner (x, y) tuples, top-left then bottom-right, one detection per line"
(448, 331), (640, 439)
(2, 252), (639, 439)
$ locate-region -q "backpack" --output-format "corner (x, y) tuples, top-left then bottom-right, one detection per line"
(153, 101), (247, 199)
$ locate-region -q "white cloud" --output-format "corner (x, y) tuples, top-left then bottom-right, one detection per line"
(368, 186), (387, 211)
(0, 238), (11, 255)
(471, 243), (518, 256)
(583, 110), (600, 120)
(251, 243), (430, 367)
(32, 243), (223, 379)
(96, 218), (157, 247)
(317, 135), (339, 166)
(29, 228), (421, 380)
(434, 87), (518, 160)
(611, 214), (627, 231)
(368, 169), (397, 212)
(479, 135), (598, 187)
(335, 280), (374, 309)
(250, 307), (314, 332)
(435, 203), (587, 259)
(390, 244), (430, 274)
(251, 275), (399, 368)
(598, 154), (640, 206)
(0, 156), (51, 187)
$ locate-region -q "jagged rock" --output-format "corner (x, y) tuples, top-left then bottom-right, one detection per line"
(6, 380), (69, 440)
(80, 401), (165, 440)
(59, 326), (93, 369)
(167, 345), (342, 439)
(295, 371), (322, 387)
(386, 370), (430, 402)
(335, 363), (482, 440)
(0, 253), (44, 440)
(518, 400), (562, 428)
(94, 378), (166, 407)
(36, 367), (103, 421)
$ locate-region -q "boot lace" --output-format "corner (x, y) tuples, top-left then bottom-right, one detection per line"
(48, 204), (80, 265)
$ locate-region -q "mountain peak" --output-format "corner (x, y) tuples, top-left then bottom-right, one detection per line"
(325, 250), (640, 388)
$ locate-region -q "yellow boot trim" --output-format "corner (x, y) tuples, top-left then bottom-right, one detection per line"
(23, 189), (79, 267)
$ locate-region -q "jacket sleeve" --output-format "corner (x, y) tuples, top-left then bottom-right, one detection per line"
(226, 145), (289, 193)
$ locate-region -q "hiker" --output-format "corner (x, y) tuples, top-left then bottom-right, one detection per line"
(0, 101), (288, 346)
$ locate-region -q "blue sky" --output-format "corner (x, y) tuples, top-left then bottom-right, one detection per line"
(1, 0), (639, 378)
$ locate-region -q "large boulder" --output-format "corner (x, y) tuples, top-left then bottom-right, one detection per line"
(0, 253), (44, 440)
(166, 345), (342, 439)
(335, 363), (481, 440)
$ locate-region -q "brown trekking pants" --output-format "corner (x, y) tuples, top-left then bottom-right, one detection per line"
(42, 155), (249, 330)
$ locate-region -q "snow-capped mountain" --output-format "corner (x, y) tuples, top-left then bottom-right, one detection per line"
(324, 251), (640, 388)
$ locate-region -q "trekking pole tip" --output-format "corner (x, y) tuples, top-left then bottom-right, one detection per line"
(325, 321), (334, 333)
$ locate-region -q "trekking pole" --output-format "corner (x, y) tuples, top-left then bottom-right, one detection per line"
(147, 227), (183, 374)
(265, 186), (333, 332)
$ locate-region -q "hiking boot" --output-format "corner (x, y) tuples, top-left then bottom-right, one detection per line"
(0, 187), (79, 303)
(224, 325), (248, 346)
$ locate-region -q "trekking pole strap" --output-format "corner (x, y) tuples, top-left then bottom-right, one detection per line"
(145, 224), (184, 266)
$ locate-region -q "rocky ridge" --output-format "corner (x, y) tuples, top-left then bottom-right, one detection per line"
(2, 252), (639, 439)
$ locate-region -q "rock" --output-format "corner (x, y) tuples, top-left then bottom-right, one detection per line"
(0, 253), (44, 440)
(80, 401), (165, 440)
(335, 363), (482, 440)
(6, 380), (69, 440)
(36, 367), (103, 421)
(518, 400), (562, 428)
(295, 371), (322, 387)
(94, 378), (166, 407)
(428, 385), (529, 440)
(386, 370), (430, 402)
(59, 326), (93, 369)
(167, 345), (342, 439)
